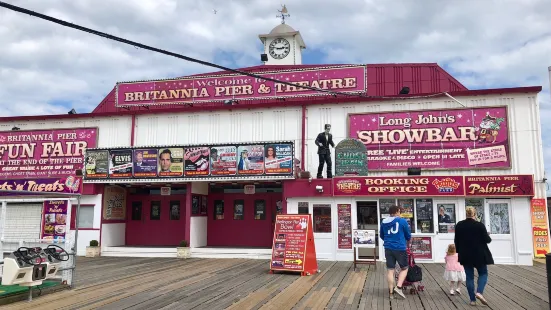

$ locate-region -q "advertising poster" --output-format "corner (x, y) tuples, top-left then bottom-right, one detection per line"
(85, 150), (109, 178)
(337, 204), (352, 249)
(349, 107), (510, 171)
(271, 215), (309, 271)
(200, 196), (207, 215)
(416, 199), (434, 233)
(133, 149), (158, 178)
(210, 146), (237, 176)
(109, 150), (133, 178)
(353, 229), (376, 248)
(116, 66), (367, 107)
(237, 145), (264, 175)
(191, 195), (200, 215)
(530, 198), (550, 258)
(264, 144), (293, 174)
(0, 128), (97, 180)
(158, 148), (184, 177)
(398, 199), (414, 218)
(410, 237), (432, 259)
(41, 200), (68, 243)
(184, 147), (210, 176)
(437, 203), (456, 233)
(103, 185), (127, 220)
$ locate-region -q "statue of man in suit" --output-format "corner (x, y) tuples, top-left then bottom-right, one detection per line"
(315, 124), (335, 178)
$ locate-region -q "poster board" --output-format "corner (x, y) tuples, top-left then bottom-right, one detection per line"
(41, 200), (68, 243)
(270, 214), (318, 276)
(410, 237), (433, 260)
(352, 229), (377, 270)
(337, 204), (352, 249)
(530, 198), (550, 258)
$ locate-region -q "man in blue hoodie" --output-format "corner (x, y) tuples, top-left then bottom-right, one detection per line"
(380, 205), (411, 299)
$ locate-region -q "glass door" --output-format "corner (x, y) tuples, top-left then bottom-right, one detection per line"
(485, 199), (514, 264)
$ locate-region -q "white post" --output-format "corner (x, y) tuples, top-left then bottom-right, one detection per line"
(0, 201), (6, 256)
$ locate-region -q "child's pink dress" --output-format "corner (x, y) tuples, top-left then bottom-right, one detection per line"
(443, 253), (466, 282)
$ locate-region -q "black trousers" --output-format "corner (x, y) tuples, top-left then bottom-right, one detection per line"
(317, 153), (332, 178)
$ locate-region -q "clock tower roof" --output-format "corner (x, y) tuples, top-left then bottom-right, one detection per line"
(269, 23), (296, 35)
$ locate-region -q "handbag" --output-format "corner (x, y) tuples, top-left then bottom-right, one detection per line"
(406, 258), (423, 282)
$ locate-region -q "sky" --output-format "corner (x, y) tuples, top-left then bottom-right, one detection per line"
(0, 0), (550, 193)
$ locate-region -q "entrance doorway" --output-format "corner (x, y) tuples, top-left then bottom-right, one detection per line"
(356, 201), (379, 259)
(126, 194), (187, 246)
(208, 193), (280, 247)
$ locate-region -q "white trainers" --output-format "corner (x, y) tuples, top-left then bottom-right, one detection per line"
(393, 286), (406, 299)
(450, 289), (455, 295)
(456, 288), (461, 295)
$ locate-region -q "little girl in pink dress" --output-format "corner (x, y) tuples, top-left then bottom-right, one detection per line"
(444, 244), (466, 295)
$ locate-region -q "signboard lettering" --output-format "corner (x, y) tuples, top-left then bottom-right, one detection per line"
(116, 66), (366, 107)
(0, 128), (97, 179)
(335, 139), (368, 176)
(530, 198), (550, 258)
(464, 175), (534, 196)
(348, 107), (510, 171)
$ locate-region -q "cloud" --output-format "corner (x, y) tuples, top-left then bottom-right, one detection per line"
(1, 0), (551, 193)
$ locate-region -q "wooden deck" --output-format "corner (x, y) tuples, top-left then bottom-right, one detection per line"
(2, 257), (548, 309)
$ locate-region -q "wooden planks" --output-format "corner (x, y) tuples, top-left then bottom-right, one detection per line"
(1, 257), (548, 310)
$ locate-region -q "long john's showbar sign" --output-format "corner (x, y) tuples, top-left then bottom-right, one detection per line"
(333, 175), (534, 197)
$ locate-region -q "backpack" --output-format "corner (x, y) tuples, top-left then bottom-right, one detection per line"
(406, 264), (423, 282)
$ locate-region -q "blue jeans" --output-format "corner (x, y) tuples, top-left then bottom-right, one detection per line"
(463, 265), (488, 302)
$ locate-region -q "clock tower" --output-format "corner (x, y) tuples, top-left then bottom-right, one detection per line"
(258, 5), (306, 65)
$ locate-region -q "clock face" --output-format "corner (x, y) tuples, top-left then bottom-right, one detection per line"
(268, 38), (291, 60)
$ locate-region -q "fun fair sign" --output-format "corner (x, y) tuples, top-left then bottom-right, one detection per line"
(0, 128), (97, 179)
(348, 107), (510, 171)
(116, 66), (366, 107)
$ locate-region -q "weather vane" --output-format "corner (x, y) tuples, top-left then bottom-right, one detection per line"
(277, 5), (290, 24)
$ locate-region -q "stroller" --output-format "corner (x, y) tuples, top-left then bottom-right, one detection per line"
(394, 248), (425, 294)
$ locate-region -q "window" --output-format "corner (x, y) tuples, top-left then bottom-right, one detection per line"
(254, 200), (266, 220)
(379, 199), (396, 221)
(356, 201), (377, 230)
(313, 204), (331, 233)
(150, 201), (161, 220)
(131, 201), (142, 221)
(214, 200), (224, 220)
(437, 203), (456, 233)
(465, 198), (485, 223)
(191, 196), (200, 215)
(298, 202), (309, 214)
(234, 200), (245, 220)
(489, 202), (510, 234)
(415, 199), (433, 233)
(170, 201), (180, 220)
(70, 205), (94, 229)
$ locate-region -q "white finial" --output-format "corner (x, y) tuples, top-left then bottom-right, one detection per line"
(277, 5), (290, 24)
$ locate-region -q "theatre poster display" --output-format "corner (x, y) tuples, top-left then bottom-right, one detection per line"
(85, 142), (294, 180)
(41, 200), (68, 243)
(133, 149), (158, 178)
(353, 230), (376, 248)
(210, 146), (237, 175)
(109, 150), (133, 178)
(349, 106), (510, 171)
(271, 215), (309, 271)
(337, 204), (352, 249)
